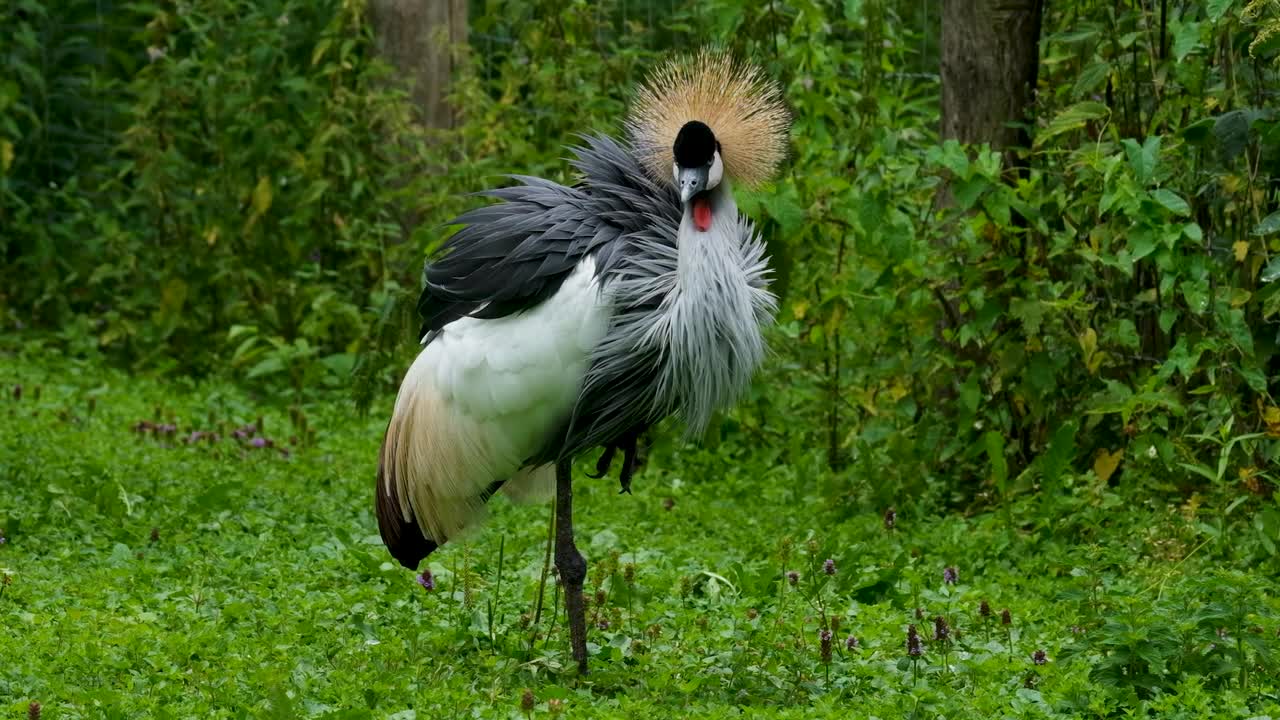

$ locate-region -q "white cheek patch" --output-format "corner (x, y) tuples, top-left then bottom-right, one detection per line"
(672, 162), (680, 186)
(707, 151), (724, 189)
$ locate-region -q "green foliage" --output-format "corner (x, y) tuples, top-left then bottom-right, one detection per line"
(3, 350), (1279, 718)
(1, 0), (437, 392)
(718, 0), (1280, 534)
(6, 0), (1280, 712)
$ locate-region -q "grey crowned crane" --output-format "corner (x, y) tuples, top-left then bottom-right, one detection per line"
(375, 51), (790, 673)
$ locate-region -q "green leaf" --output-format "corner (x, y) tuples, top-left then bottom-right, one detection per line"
(1150, 188), (1190, 216)
(1052, 27), (1101, 43)
(960, 373), (981, 413)
(953, 176), (988, 210)
(1252, 210), (1280, 236)
(760, 189), (805, 236)
(192, 482), (238, 512)
(1116, 319), (1140, 349)
(1073, 61), (1111, 96)
(1172, 20), (1203, 61)
(252, 176), (273, 216)
(983, 431), (1009, 493)
(1181, 117), (1215, 146)
(1130, 231), (1158, 260)
(1240, 365), (1267, 393)
(247, 356), (286, 379)
(1214, 108), (1267, 163)
(1040, 421), (1078, 488)
(1207, 0), (1234, 22)
(1010, 298), (1044, 335)
(1220, 307), (1255, 355)
(1123, 136), (1160, 186)
(1036, 102), (1110, 146)
(1262, 256), (1280, 283)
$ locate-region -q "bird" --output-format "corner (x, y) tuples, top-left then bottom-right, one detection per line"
(375, 50), (790, 673)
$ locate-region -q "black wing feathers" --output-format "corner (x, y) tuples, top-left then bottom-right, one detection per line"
(416, 134), (683, 469)
(417, 134), (678, 341)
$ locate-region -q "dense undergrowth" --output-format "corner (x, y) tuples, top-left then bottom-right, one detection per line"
(1, 349), (1278, 718)
(7, 0), (1280, 513)
(6, 0), (1280, 716)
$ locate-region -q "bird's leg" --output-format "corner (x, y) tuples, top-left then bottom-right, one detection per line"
(554, 458), (589, 673)
(617, 435), (638, 494)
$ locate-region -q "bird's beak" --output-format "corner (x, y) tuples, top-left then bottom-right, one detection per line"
(677, 166), (709, 203)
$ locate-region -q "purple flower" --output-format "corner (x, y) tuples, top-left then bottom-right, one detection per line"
(906, 624), (923, 657)
(598, 619), (610, 630)
(1032, 649), (1047, 665)
(28, 701), (41, 720)
(933, 615), (950, 642)
(1001, 608), (1012, 626)
(823, 558), (836, 576)
(158, 423), (177, 435)
(186, 431), (204, 444)
(883, 507), (896, 530)
(0, 534), (6, 545)
(943, 566), (958, 585)
(786, 570), (799, 586)
(845, 635), (859, 651)
(979, 600), (991, 618)
(232, 428), (249, 440)
(249, 437), (269, 449)
(416, 570), (434, 591)
(819, 629), (833, 663)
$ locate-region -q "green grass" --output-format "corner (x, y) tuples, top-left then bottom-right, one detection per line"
(1, 348), (1278, 719)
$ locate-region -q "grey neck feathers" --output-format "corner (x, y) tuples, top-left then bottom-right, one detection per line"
(579, 180), (776, 450)
(656, 180), (776, 433)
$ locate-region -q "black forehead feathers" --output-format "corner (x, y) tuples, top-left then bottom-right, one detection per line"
(673, 120), (718, 167)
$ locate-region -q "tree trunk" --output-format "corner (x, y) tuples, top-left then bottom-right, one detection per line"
(369, 0), (467, 129)
(940, 0), (1044, 150)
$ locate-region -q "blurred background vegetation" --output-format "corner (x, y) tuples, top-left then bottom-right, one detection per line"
(4, 0), (1280, 540)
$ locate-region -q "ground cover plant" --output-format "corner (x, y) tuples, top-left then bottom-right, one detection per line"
(2, 350), (1279, 718)
(5, 0), (1280, 717)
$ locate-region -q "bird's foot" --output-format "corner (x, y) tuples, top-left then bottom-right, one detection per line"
(585, 430), (642, 493)
(587, 445), (616, 480)
(617, 437), (637, 494)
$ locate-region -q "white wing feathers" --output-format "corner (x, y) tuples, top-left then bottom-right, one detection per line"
(383, 257), (608, 544)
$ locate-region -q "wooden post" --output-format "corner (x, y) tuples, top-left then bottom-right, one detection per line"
(369, 0), (468, 129)
(940, 0), (1044, 151)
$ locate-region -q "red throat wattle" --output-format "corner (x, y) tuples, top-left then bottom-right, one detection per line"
(692, 195), (712, 232)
